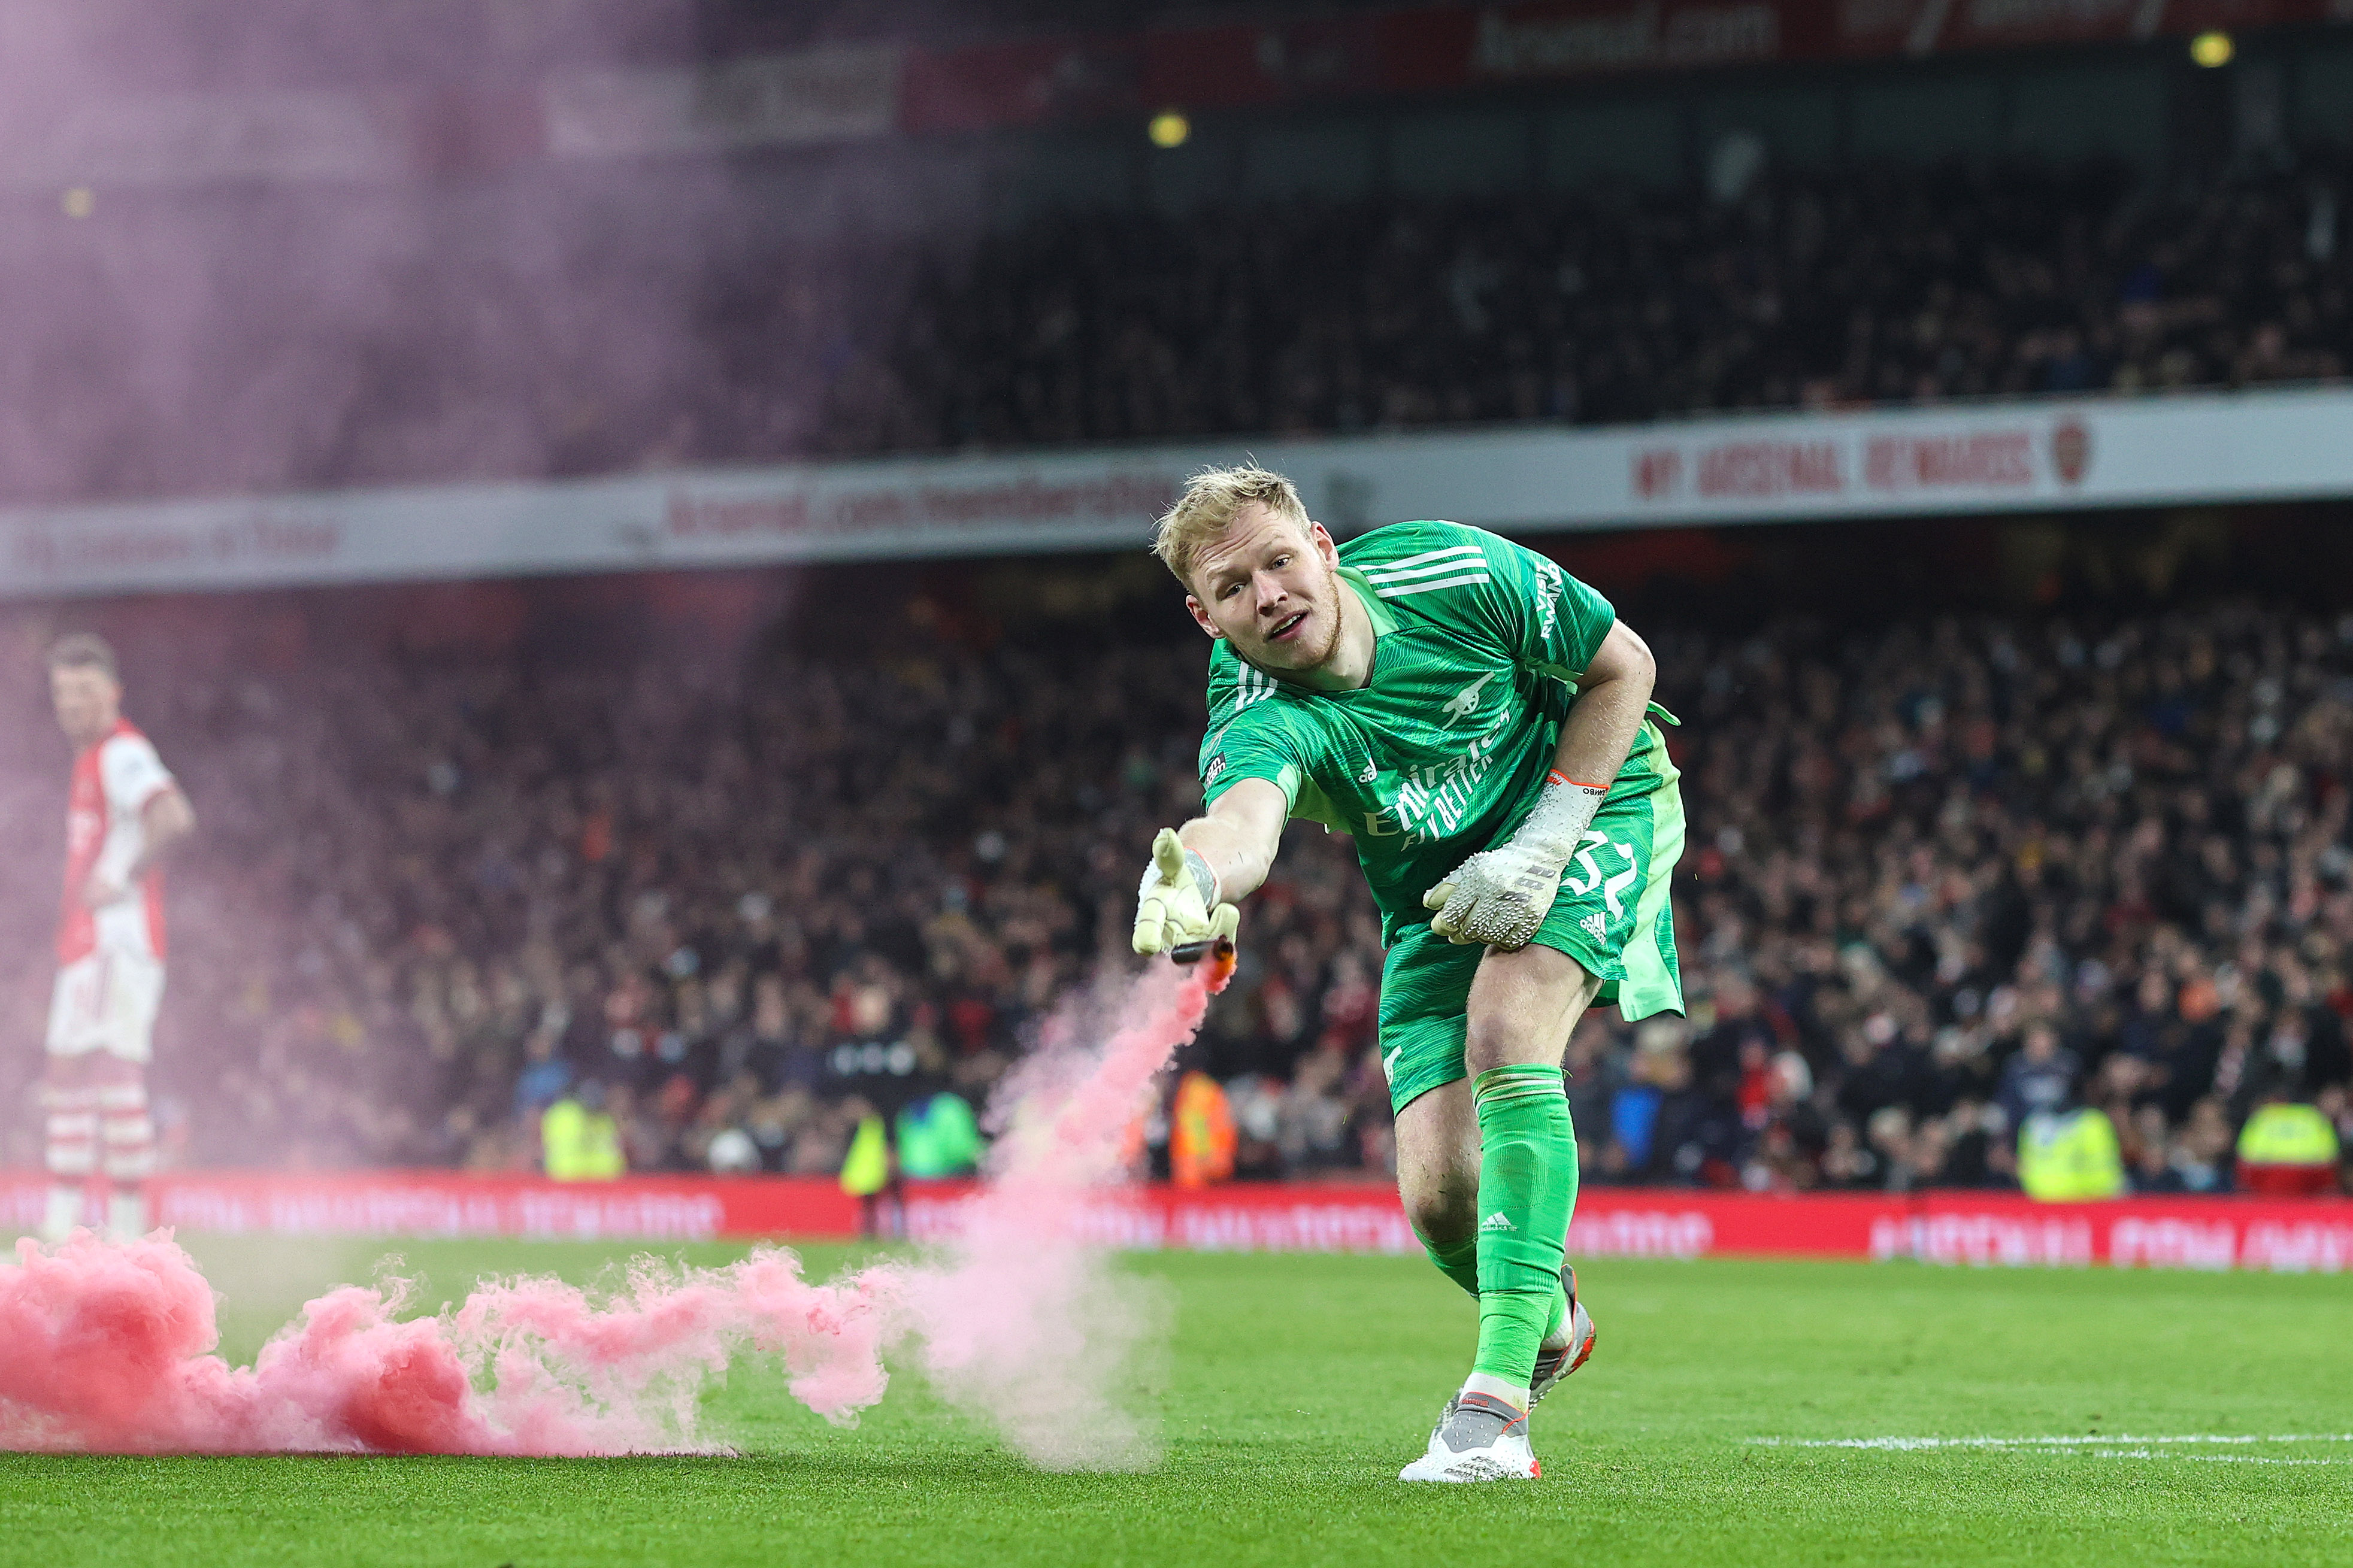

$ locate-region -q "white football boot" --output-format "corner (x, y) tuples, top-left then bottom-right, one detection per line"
(1528, 1263), (1597, 1407)
(1398, 1391), (1540, 1482)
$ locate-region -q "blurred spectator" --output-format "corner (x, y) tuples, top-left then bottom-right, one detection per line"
(1998, 1024), (2081, 1131)
(10, 150), (2353, 508)
(896, 1092), (983, 1178)
(7, 576), (2353, 1193)
(842, 156), (2353, 458)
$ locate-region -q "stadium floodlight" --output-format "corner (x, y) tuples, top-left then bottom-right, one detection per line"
(1148, 110), (1191, 148)
(2190, 31), (2233, 67)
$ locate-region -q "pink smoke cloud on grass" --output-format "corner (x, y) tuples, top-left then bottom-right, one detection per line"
(0, 962), (1217, 1463)
(0, 1232), (897, 1455)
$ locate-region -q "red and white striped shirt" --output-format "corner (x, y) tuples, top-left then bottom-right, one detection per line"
(57, 719), (175, 965)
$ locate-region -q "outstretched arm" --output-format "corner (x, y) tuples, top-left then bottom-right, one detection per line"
(1178, 778), (1289, 908)
(1132, 778), (1289, 956)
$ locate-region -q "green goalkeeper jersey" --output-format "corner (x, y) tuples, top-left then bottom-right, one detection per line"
(1197, 520), (1675, 945)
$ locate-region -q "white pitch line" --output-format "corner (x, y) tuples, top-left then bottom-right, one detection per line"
(2093, 1451), (2347, 1465)
(1746, 1434), (2353, 1451)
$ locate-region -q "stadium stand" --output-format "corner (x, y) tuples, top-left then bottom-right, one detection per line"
(7, 151), (2350, 506)
(7, 17), (2353, 1193)
(7, 578), (2350, 1193)
(826, 156), (2353, 451)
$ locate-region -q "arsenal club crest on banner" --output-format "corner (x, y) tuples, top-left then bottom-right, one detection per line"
(2049, 417), (2092, 486)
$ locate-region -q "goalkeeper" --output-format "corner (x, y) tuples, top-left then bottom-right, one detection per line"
(1132, 466), (1683, 1483)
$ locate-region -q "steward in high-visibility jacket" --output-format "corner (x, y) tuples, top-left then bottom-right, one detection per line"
(1170, 1070), (1236, 1188)
(542, 1091), (625, 1180)
(2237, 1101), (2342, 1196)
(841, 1114), (892, 1197)
(2018, 1106), (2124, 1201)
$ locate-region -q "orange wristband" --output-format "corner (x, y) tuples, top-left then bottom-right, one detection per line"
(1547, 771), (1608, 791)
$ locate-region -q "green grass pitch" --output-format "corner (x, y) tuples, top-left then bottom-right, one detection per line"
(1, 1233), (2346, 1567)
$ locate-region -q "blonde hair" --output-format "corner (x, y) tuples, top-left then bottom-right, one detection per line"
(1152, 464), (1310, 585)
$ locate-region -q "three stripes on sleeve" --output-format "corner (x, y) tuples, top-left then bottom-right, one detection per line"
(1361, 544), (1491, 599)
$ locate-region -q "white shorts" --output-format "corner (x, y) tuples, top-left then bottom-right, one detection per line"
(46, 950), (165, 1064)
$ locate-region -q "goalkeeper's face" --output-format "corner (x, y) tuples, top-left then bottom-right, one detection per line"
(1184, 503), (1345, 675)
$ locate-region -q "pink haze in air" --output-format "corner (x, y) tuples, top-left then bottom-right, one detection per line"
(0, 964), (1213, 1466)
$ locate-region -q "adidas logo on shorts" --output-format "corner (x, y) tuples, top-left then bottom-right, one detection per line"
(1580, 912), (1608, 941)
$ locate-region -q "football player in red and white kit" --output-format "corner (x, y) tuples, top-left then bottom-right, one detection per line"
(41, 634), (195, 1242)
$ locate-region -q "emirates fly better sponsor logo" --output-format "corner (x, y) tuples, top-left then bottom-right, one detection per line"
(1359, 716), (1510, 842)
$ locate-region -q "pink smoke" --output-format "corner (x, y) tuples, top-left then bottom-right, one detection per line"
(0, 960), (1218, 1462)
(889, 960), (1214, 1470)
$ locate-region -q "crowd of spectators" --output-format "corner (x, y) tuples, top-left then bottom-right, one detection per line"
(11, 148), (2353, 510)
(826, 154), (2353, 453)
(1591, 604), (2353, 1193)
(6, 577), (2352, 1194)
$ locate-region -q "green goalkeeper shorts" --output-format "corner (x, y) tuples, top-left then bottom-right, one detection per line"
(1376, 775), (1686, 1117)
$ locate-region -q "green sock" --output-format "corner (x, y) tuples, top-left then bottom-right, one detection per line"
(1421, 1231), (1480, 1297)
(1470, 1063), (1579, 1387)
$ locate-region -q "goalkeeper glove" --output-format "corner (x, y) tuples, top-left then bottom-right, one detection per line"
(1421, 772), (1610, 949)
(1132, 828), (1241, 957)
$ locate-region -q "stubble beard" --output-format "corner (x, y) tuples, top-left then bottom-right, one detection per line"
(1249, 590), (1343, 679)
(1302, 593), (1345, 671)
